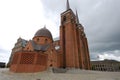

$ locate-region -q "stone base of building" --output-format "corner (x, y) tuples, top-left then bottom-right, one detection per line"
(10, 64), (47, 73)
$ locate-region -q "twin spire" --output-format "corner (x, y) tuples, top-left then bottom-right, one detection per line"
(76, 10), (79, 24)
(66, 0), (70, 10)
(66, 0), (80, 24)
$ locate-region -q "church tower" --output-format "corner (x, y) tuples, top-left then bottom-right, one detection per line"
(60, 0), (90, 69)
(9, 0), (90, 73)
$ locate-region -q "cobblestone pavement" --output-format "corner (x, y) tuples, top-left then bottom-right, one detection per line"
(0, 68), (120, 80)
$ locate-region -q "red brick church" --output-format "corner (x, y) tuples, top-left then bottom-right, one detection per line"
(10, 0), (90, 72)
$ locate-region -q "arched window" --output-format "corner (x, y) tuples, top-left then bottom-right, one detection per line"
(50, 64), (52, 67)
(45, 39), (48, 43)
(37, 38), (39, 42)
(63, 16), (66, 22)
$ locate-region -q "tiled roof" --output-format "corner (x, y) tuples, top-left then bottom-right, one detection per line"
(30, 40), (50, 51)
(34, 27), (53, 40)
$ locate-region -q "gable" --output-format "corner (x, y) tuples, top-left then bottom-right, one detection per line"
(24, 41), (34, 51)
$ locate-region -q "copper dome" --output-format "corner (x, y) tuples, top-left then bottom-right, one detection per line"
(34, 27), (53, 40)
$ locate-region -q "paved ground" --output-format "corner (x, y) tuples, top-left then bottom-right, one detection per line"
(0, 68), (120, 80)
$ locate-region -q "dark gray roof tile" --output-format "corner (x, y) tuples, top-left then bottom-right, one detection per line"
(30, 40), (50, 51)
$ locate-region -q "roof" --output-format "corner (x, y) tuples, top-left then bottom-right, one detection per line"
(14, 37), (28, 49)
(53, 37), (60, 41)
(30, 40), (50, 51)
(91, 60), (120, 64)
(34, 27), (53, 40)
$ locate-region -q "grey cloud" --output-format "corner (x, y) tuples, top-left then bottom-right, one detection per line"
(81, 0), (120, 53)
(41, 0), (120, 60)
(97, 50), (120, 61)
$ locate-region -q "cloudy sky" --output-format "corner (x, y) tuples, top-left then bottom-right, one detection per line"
(0, 0), (120, 63)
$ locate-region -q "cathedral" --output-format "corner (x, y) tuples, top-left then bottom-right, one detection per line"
(9, 0), (90, 72)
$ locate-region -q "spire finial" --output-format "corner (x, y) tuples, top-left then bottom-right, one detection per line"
(66, 0), (70, 10)
(19, 36), (21, 39)
(76, 10), (79, 24)
(44, 25), (46, 29)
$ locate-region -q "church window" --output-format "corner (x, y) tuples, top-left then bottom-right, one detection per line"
(71, 17), (74, 23)
(45, 39), (48, 43)
(50, 64), (53, 67)
(63, 16), (66, 22)
(37, 38), (39, 42)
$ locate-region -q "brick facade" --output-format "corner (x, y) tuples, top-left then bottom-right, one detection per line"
(60, 9), (90, 69)
(7, 37), (28, 67)
(10, 52), (48, 72)
(10, 0), (90, 72)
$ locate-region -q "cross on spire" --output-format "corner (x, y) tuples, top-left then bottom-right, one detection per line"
(66, 0), (70, 10)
